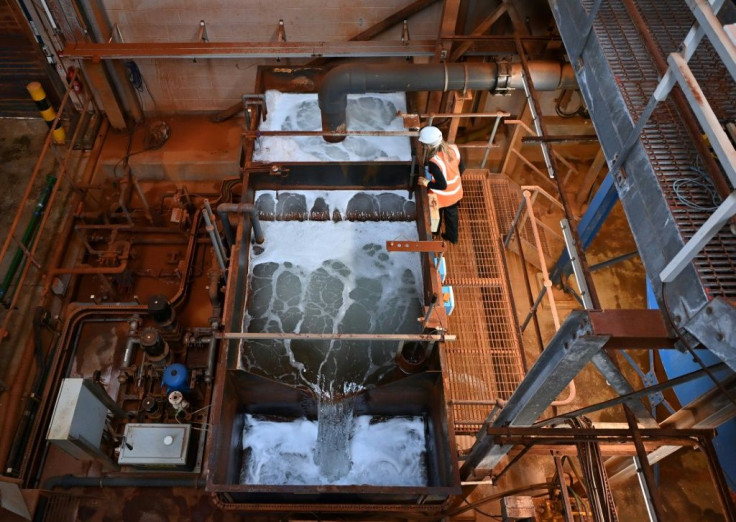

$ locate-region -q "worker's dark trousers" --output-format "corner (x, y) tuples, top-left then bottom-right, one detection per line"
(441, 203), (459, 244)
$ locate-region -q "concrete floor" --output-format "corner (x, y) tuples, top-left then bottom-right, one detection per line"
(0, 118), (59, 381)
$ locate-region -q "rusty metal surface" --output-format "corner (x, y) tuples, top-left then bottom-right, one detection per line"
(588, 309), (675, 349)
(386, 240), (447, 252)
(441, 171), (525, 434)
(62, 40), (438, 60)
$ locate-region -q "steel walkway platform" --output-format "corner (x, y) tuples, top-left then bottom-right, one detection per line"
(550, 0), (736, 368)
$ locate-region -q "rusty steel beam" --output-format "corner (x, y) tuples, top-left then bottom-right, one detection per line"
(486, 426), (711, 439)
(62, 40), (437, 60)
(625, 406), (669, 521)
(588, 309), (675, 349)
(449, 4), (507, 61)
(386, 240), (447, 252)
(347, 0), (440, 42)
(522, 134), (599, 143)
(308, 0), (440, 67)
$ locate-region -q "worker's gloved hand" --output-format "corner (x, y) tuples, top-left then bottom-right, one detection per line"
(417, 176), (429, 187)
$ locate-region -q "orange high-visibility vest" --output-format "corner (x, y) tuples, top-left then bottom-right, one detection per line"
(429, 144), (463, 208)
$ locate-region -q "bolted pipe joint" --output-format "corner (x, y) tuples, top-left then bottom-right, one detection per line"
(317, 61), (577, 142)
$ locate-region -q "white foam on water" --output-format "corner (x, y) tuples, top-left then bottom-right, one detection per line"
(253, 90), (411, 162)
(242, 190), (422, 397)
(240, 413), (428, 486)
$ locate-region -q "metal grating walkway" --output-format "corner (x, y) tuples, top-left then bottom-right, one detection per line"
(586, 0), (736, 298)
(440, 171), (525, 434)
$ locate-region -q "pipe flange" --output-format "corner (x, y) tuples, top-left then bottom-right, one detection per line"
(494, 61), (512, 95)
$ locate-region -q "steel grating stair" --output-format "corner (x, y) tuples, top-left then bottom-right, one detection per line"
(550, 0), (736, 368)
(440, 171), (525, 435)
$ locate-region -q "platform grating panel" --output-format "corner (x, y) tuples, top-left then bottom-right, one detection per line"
(441, 171), (525, 433)
(587, 0), (736, 298)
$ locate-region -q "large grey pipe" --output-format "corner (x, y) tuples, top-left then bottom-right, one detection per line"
(318, 61), (576, 142)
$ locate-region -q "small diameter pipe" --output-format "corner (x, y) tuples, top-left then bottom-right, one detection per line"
(43, 474), (205, 490)
(204, 200), (227, 262)
(216, 203), (265, 247)
(204, 333), (217, 383)
(202, 206), (227, 272)
(0, 175), (57, 301)
(122, 318), (140, 367)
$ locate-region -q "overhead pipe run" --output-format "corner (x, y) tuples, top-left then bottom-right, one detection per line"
(318, 61), (576, 142)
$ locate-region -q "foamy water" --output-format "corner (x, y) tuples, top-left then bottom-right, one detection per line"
(253, 91), (411, 162)
(240, 413), (428, 486)
(241, 190), (423, 398)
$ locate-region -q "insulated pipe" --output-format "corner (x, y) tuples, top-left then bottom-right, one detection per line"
(216, 203), (265, 247)
(318, 61), (576, 142)
(43, 474), (206, 490)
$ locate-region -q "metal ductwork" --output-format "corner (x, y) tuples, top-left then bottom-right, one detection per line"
(318, 61), (576, 142)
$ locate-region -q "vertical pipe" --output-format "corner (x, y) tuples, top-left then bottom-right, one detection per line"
(202, 208), (227, 272)
(204, 199), (228, 261)
(0, 175), (56, 302)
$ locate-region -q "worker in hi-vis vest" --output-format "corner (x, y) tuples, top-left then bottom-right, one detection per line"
(417, 126), (465, 244)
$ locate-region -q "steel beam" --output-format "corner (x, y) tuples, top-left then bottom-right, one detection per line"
(607, 374), (736, 483)
(460, 311), (608, 478)
(686, 0), (736, 81)
(659, 192), (736, 284)
(534, 363), (727, 428)
(625, 406), (668, 521)
(307, 0), (440, 66)
(668, 53), (736, 185)
(683, 297), (736, 372)
(62, 40), (437, 60)
(550, 172), (618, 283)
(591, 351), (659, 427)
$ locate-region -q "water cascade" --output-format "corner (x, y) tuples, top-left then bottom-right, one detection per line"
(240, 190), (425, 484)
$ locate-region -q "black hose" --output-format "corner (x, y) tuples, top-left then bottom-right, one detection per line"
(32, 306), (46, 370)
(43, 474), (206, 490)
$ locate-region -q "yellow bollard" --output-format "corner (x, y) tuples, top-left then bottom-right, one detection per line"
(26, 82), (66, 145)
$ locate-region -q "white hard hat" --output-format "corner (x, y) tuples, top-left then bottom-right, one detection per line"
(418, 126), (443, 146)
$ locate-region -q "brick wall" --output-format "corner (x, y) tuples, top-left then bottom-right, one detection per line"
(100, 0), (442, 112)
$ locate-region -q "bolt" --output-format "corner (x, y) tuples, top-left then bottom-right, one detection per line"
(716, 332), (724, 342)
(706, 307), (713, 315)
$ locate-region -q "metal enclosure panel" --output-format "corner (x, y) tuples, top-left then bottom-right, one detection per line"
(118, 423), (191, 466)
(46, 378), (109, 460)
